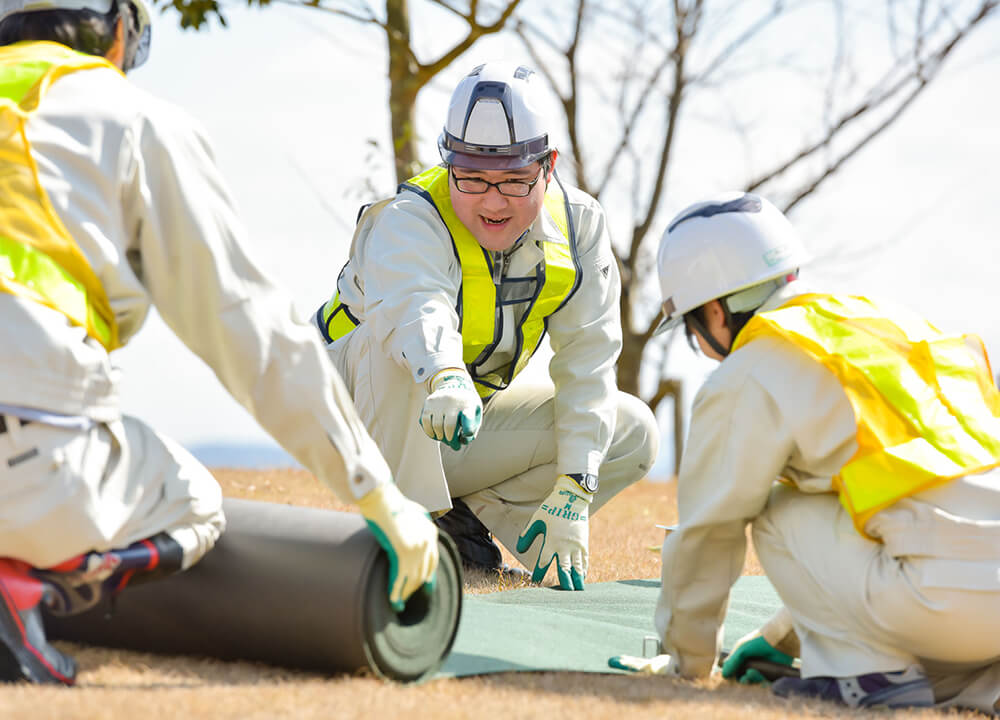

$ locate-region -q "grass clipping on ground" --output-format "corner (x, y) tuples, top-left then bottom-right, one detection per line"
(2, 471), (968, 720)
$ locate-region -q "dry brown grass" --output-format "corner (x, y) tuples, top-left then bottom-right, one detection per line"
(1, 470), (983, 719)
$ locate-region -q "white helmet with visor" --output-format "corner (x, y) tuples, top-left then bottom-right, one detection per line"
(654, 192), (810, 336)
(439, 61), (552, 171)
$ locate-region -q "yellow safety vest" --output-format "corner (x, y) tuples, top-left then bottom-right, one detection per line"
(732, 293), (1000, 538)
(0, 41), (121, 351)
(319, 165), (580, 400)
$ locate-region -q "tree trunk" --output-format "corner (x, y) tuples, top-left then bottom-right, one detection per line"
(618, 330), (684, 476)
(616, 330), (643, 398)
(385, 0), (422, 183)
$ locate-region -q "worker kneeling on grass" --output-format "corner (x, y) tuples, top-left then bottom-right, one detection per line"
(316, 62), (658, 590)
(0, 0), (437, 686)
(611, 192), (1000, 714)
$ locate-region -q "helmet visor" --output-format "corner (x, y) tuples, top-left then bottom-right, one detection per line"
(653, 297), (682, 336)
(123, 0), (150, 69)
(439, 131), (548, 171)
(129, 22), (149, 67)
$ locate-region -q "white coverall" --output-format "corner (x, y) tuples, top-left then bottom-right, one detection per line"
(0, 61), (391, 570)
(327, 178), (659, 568)
(655, 280), (1000, 713)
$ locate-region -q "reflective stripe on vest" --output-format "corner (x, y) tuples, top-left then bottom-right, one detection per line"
(0, 41), (121, 350)
(731, 293), (1000, 538)
(401, 165), (579, 399)
(317, 288), (360, 345)
(316, 198), (393, 344)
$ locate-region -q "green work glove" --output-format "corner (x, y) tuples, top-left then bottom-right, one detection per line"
(721, 606), (798, 684)
(607, 653), (680, 676)
(357, 483), (439, 612)
(721, 636), (794, 684)
(418, 368), (483, 451)
(515, 475), (592, 590)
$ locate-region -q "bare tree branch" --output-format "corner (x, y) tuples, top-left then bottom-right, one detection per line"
(780, 68), (928, 212)
(272, 0), (383, 26)
(596, 47), (674, 197)
(417, 0), (525, 78)
(513, 20), (563, 89)
(563, 0), (588, 191)
(627, 0), (699, 278)
(748, 0), (997, 198)
(425, 0), (467, 19)
(821, 0), (847, 133)
(692, 0), (786, 85)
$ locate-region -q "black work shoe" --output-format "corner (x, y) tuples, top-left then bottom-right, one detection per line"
(772, 665), (934, 708)
(0, 559), (76, 685)
(434, 498), (502, 568)
(434, 498), (530, 580)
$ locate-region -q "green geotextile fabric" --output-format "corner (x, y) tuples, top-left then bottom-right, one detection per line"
(438, 576), (781, 677)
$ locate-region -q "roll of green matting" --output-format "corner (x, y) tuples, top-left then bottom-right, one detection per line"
(44, 498), (462, 682)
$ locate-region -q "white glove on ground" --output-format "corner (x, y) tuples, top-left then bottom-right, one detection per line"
(357, 483), (439, 612)
(516, 475), (592, 590)
(608, 653), (681, 676)
(418, 368), (483, 451)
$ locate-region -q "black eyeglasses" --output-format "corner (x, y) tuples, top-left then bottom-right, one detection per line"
(449, 166), (543, 197)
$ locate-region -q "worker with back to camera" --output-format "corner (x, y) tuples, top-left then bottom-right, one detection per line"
(0, 0), (437, 685)
(316, 61), (659, 590)
(610, 192), (1000, 714)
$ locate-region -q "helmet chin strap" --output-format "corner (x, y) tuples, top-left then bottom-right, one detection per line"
(688, 296), (755, 359)
(685, 309), (731, 359)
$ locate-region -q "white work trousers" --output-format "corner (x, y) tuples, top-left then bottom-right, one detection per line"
(328, 327), (658, 568)
(753, 484), (1000, 714)
(0, 414), (225, 570)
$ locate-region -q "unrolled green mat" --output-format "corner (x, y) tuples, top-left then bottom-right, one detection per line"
(438, 576), (781, 677)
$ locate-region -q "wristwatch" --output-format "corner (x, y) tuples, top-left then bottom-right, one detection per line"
(566, 472), (599, 494)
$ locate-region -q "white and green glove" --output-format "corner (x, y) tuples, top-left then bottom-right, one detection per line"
(607, 652), (680, 676)
(515, 474), (592, 591)
(357, 483), (439, 612)
(418, 368), (483, 451)
(721, 606), (799, 684)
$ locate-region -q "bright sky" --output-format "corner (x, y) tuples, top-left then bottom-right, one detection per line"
(120, 3), (1000, 474)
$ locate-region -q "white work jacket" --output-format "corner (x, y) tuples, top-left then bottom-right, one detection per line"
(655, 280), (1000, 677)
(0, 58), (390, 501)
(335, 179), (622, 477)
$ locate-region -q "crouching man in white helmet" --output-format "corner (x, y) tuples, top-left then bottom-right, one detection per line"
(0, 0), (437, 685)
(316, 62), (658, 590)
(610, 192), (1000, 714)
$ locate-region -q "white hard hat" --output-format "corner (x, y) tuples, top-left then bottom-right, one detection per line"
(0, 0), (151, 69)
(654, 192), (810, 335)
(438, 61), (552, 170)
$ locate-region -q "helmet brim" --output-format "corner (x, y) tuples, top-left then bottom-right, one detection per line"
(438, 131), (548, 171)
(443, 151), (538, 171)
(653, 313), (682, 337)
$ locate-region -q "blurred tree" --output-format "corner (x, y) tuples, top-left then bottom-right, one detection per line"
(158, 0), (524, 181)
(514, 0), (997, 470)
(159, 0), (997, 472)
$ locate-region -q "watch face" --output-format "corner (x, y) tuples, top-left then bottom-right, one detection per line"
(580, 474), (598, 493)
